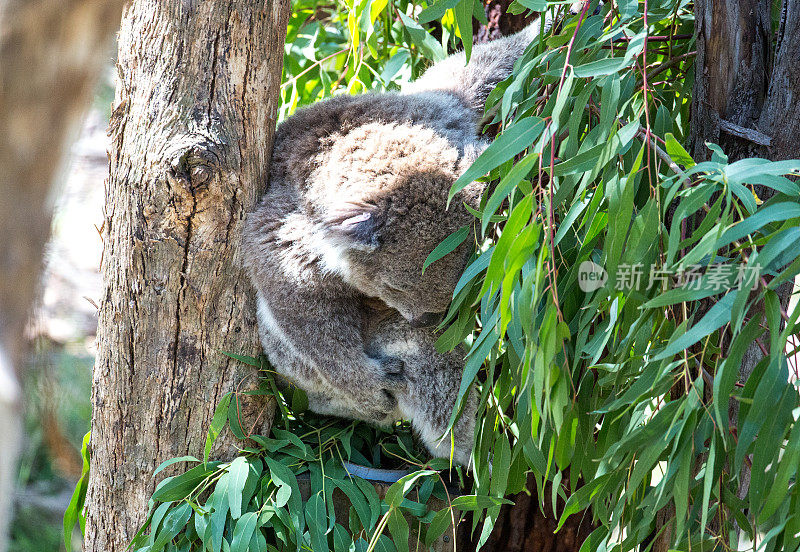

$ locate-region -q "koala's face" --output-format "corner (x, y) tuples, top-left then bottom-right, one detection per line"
(310, 121), (485, 327)
(342, 196), (476, 327)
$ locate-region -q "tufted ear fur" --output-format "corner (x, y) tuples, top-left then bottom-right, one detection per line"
(323, 203), (383, 249)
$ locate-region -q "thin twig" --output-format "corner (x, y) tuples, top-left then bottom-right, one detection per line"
(635, 50), (696, 89)
(547, 0), (592, 325)
(633, 126), (691, 188)
(612, 33), (692, 42)
(642, 0), (653, 193)
(281, 47), (349, 89)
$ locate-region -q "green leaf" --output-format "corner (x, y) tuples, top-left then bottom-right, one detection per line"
(718, 202), (800, 246)
(747, 173), (800, 196)
(265, 456), (304, 534)
(480, 194), (533, 298)
(154, 456), (200, 476)
(449, 117), (546, 201)
(552, 142), (606, 176)
(425, 508), (455, 546)
(514, 0), (547, 10)
(208, 473), (230, 552)
(384, 470), (435, 507)
(653, 293), (736, 361)
(556, 475), (611, 532)
(478, 436), (512, 548)
(249, 526), (268, 552)
(152, 462), (221, 502)
(724, 158), (800, 185)
(665, 133), (695, 168)
(578, 527), (610, 552)
(700, 437), (717, 532)
(454, 0), (473, 62)
(759, 418), (800, 520)
(227, 456), (250, 519)
(335, 478), (372, 531)
(423, 226), (469, 273)
(151, 503), (192, 552)
(617, 0), (638, 20)
(482, 154), (538, 234)
(63, 431), (91, 552)
(333, 524), (352, 552)
(573, 57), (626, 78)
(550, 70), (575, 128)
(228, 394), (247, 440)
(205, 393), (232, 465)
(305, 494), (329, 552)
(387, 509), (410, 552)
(449, 495), (512, 511)
(397, 11), (446, 62)
(220, 351), (262, 367)
(417, 0), (460, 24)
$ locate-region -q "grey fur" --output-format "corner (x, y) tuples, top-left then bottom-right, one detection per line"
(403, 22), (542, 111)
(243, 23), (540, 465)
(262, 304), (476, 465)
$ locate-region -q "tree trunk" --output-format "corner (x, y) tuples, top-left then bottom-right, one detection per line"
(83, 2), (290, 551)
(653, 1), (800, 549)
(691, 0), (800, 496)
(691, 0), (800, 164)
(0, 0), (124, 549)
(689, 0), (771, 163)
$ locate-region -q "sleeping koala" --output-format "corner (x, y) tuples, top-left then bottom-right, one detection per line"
(261, 299), (477, 465)
(243, 22), (541, 464)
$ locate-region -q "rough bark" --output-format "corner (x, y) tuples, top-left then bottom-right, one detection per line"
(691, 0), (800, 163)
(83, 2), (290, 551)
(652, 1), (800, 550)
(690, 0), (771, 162)
(0, 0), (124, 549)
(757, 0), (800, 158)
(474, 0), (536, 43)
(691, 0), (800, 453)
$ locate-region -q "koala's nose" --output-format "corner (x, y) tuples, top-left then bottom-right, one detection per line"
(409, 312), (444, 328)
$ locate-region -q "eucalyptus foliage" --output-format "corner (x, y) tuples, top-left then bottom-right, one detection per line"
(437, 1), (800, 550)
(71, 0), (800, 550)
(125, 366), (507, 552)
(279, 0), (473, 119)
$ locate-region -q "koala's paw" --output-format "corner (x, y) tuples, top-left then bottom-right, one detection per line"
(350, 355), (406, 417)
(365, 354), (406, 386)
(380, 356), (405, 381)
(379, 388), (399, 411)
(352, 386), (397, 420)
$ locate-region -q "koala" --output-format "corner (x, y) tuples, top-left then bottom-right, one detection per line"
(262, 299), (477, 465)
(243, 22), (542, 465)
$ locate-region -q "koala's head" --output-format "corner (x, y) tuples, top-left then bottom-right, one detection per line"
(309, 120), (485, 327)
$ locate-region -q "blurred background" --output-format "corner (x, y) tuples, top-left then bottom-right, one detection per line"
(10, 69), (113, 552)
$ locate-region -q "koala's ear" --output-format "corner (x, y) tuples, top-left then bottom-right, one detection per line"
(324, 203), (382, 248)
